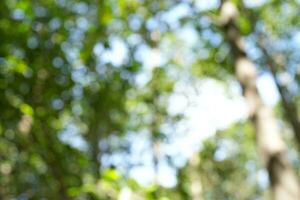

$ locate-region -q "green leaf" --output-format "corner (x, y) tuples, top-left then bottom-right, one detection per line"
(103, 169), (120, 181)
(20, 103), (34, 116)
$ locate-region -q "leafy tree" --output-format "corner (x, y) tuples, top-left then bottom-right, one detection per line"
(1, 0), (300, 199)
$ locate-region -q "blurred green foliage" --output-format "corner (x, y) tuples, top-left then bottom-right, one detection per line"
(1, 0), (300, 199)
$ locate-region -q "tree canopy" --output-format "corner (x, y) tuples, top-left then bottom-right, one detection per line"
(1, 0), (300, 199)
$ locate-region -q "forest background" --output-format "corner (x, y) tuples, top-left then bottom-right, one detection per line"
(1, 0), (300, 199)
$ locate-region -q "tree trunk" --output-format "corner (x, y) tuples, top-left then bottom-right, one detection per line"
(259, 44), (300, 149)
(218, 1), (300, 199)
(189, 153), (203, 200)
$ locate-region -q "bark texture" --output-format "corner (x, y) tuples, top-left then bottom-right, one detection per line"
(218, 1), (300, 199)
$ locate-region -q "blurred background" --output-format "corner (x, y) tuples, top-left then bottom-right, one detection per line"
(1, 0), (300, 199)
